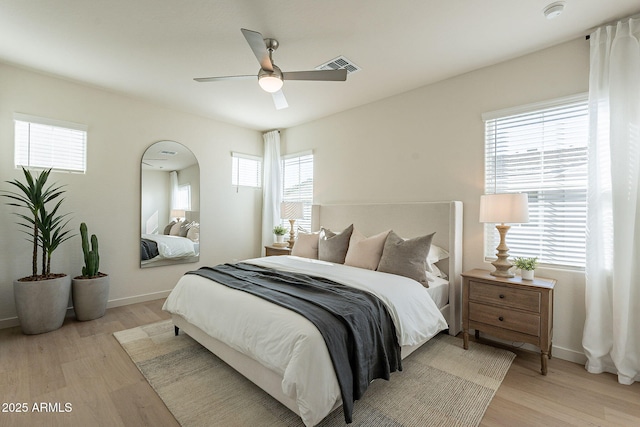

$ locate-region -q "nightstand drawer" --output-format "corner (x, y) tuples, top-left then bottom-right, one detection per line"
(265, 246), (291, 257)
(469, 281), (541, 313)
(469, 302), (540, 336)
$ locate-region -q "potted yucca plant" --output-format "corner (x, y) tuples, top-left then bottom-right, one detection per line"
(72, 223), (109, 321)
(1, 167), (74, 334)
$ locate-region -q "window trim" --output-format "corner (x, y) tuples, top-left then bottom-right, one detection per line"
(231, 151), (262, 188)
(281, 150), (314, 231)
(483, 93), (589, 270)
(14, 112), (88, 174)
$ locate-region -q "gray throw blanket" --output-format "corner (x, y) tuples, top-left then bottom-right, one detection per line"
(186, 262), (402, 424)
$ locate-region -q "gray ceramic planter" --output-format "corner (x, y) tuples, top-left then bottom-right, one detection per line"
(72, 275), (110, 321)
(13, 275), (71, 335)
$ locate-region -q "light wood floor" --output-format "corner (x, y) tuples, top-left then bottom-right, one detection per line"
(1, 299), (639, 427)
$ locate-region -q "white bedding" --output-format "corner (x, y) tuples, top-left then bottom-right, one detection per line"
(142, 233), (198, 258)
(162, 255), (448, 426)
(426, 276), (449, 309)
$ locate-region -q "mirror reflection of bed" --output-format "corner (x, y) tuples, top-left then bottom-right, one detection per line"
(140, 140), (200, 268)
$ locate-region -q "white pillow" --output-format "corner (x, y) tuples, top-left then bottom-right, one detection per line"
(186, 225), (199, 242)
(344, 229), (390, 270)
(291, 231), (320, 259)
(427, 244), (449, 278)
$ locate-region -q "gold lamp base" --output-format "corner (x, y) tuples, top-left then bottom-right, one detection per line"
(490, 224), (515, 278)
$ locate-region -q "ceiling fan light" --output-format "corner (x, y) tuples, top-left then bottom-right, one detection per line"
(258, 75), (283, 93)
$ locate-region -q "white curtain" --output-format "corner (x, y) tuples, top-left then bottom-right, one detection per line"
(583, 17), (640, 385)
(261, 130), (282, 251)
(170, 170), (179, 209)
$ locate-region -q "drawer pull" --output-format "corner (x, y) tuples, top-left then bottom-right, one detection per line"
(498, 316), (504, 321)
(499, 294), (505, 299)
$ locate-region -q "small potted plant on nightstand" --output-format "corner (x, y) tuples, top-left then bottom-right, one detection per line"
(513, 257), (538, 280)
(273, 225), (287, 247)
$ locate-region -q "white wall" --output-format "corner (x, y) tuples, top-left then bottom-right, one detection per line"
(282, 38), (590, 363)
(0, 62), (263, 327)
(141, 169), (170, 234)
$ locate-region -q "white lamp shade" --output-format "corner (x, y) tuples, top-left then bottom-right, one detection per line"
(258, 75), (283, 93)
(170, 209), (186, 219)
(479, 193), (529, 224)
(280, 202), (304, 219)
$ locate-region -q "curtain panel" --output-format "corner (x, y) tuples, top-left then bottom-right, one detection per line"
(583, 16), (640, 385)
(261, 130), (282, 251)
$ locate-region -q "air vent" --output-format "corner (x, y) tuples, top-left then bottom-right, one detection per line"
(315, 56), (361, 74)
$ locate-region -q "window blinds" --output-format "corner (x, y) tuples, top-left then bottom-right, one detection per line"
(282, 151), (314, 231)
(483, 94), (589, 268)
(14, 113), (87, 173)
(231, 152), (262, 188)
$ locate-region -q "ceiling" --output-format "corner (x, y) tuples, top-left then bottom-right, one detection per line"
(1, 1), (639, 131)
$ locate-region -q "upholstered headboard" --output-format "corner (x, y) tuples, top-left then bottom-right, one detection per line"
(311, 201), (463, 335)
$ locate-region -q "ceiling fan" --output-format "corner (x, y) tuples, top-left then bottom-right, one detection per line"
(194, 28), (348, 110)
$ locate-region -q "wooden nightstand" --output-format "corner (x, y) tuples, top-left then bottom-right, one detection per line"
(264, 245), (292, 257)
(462, 269), (556, 375)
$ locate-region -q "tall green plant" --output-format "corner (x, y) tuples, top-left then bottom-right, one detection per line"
(39, 201), (74, 276)
(2, 167), (72, 279)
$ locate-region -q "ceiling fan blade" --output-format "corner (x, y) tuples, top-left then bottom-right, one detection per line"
(272, 90), (288, 110)
(241, 28), (273, 72)
(194, 75), (255, 82)
(283, 69), (347, 82)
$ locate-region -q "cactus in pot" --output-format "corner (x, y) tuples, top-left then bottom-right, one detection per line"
(80, 222), (100, 278)
(73, 222), (109, 321)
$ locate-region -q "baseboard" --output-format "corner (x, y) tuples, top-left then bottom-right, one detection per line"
(0, 290), (172, 330)
(0, 317), (20, 329)
(552, 345), (587, 365)
(105, 290), (172, 309)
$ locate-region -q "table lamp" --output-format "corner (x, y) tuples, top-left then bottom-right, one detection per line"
(479, 193), (529, 277)
(280, 202), (304, 248)
(170, 209), (186, 222)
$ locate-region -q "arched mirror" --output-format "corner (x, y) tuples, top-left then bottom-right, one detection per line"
(140, 140), (200, 268)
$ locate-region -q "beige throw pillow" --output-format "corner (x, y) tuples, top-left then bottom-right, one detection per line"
(377, 231), (435, 287)
(291, 231), (320, 259)
(344, 229), (390, 270)
(318, 224), (354, 264)
(169, 220), (183, 236)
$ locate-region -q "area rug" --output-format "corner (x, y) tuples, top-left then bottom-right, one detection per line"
(114, 320), (515, 426)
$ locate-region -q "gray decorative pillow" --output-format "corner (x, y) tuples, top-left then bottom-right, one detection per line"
(163, 221), (176, 235)
(377, 231), (435, 287)
(318, 224), (354, 264)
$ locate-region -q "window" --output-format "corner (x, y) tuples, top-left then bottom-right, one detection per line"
(175, 184), (191, 210)
(231, 152), (262, 188)
(281, 151), (314, 231)
(483, 94), (589, 268)
(14, 113), (87, 173)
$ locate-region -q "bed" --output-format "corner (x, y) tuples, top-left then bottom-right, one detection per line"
(163, 201), (463, 426)
(140, 233), (199, 267)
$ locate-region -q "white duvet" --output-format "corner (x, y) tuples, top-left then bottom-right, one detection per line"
(142, 234), (197, 258)
(162, 256), (448, 426)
